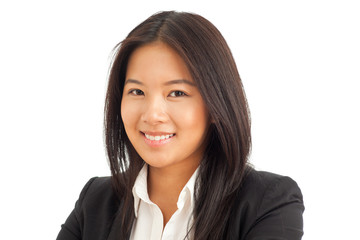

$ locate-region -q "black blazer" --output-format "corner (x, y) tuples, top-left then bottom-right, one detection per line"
(56, 169), (304, 240)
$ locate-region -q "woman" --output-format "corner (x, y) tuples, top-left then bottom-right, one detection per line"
(57, 11), (304, 240)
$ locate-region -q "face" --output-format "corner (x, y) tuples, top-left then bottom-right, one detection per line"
(121, 42), (210, 171)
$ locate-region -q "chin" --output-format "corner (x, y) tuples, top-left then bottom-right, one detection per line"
(142, 157), (177, 169)
(144, 161), (171, 169)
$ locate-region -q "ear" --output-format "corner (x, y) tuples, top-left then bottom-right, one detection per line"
(208, 113), (216, 124)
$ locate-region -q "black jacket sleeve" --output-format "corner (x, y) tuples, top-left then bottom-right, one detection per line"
(56, 177), (119, 240)
(238, 171), (304, 240)
(56, 177), (96, 240)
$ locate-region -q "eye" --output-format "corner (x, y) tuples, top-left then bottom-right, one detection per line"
(128, 89), (144, 96)
(169, 90), (187, 97)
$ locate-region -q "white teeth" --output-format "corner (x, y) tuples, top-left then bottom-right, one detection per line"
(145, 133), (174, 141)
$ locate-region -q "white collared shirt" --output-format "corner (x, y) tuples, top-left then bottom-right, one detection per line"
(130, 164), (198, 240)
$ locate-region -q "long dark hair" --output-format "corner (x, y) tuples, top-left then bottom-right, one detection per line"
(104, 11), (251, 239)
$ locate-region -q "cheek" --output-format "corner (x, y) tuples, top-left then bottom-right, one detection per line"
(170, 101), (209, 130)
(121, 100), (137, 130)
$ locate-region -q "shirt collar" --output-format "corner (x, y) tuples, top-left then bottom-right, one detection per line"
(132, 164), (150, 218)
(132, 164), (199, 218)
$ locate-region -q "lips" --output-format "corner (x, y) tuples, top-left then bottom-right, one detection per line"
(141, 131), (176, 146)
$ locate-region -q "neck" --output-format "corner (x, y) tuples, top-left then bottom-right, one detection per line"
(148, 163), (198, 193)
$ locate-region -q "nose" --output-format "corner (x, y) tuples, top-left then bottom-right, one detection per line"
(141, 96), (168, 125)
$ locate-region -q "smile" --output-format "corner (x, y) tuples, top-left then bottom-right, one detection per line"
(144, 133), (175, 141)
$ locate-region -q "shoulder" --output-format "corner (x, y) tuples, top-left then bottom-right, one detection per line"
(77, 177), (120, 221)
(78, 177), (116, 205)
(229, 167), (304, 239)
(240, 168), (303, 200)
(57, 177), (120, 240)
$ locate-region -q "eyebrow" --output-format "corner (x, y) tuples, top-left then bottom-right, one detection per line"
(124, 79), (144, 85)
(164, 79), (196, 86)
(124, 79), (196, 86)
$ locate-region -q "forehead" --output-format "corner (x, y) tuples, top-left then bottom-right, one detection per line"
(126, 42), (193, 83)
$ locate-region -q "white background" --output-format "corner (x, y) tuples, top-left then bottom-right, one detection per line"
(1, 0), (359, 239)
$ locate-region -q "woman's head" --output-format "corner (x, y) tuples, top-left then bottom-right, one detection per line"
(106, 10), (251, 176)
